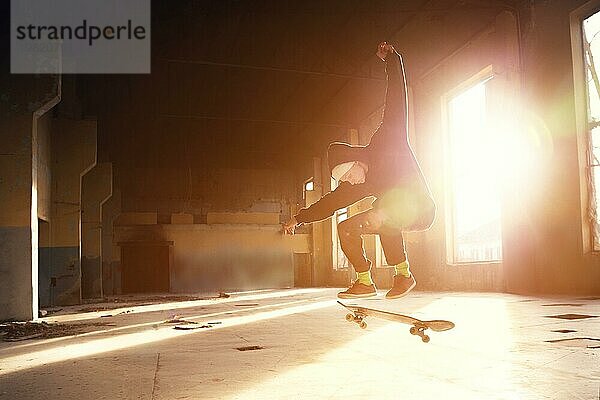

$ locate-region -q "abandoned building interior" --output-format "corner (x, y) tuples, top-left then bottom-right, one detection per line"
(0, 0), (599, 398)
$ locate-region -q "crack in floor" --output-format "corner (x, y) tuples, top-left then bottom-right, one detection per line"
(151, 352), (161, 400)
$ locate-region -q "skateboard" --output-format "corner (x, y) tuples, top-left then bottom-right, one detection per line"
(338, 300), (455, 343)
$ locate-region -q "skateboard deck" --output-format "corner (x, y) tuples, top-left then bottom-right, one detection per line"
(338, 300), (455, 343)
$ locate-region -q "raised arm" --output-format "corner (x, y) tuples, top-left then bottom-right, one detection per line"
(380, 44), (408, 135)
(294, 181), (371, 225)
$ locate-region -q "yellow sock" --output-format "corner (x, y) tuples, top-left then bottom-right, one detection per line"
(394, 261), (411, 278)
(356, 270), (373, 285)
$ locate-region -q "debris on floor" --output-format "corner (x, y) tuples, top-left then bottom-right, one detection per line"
(101, 309), (133, 318)
(173, 324), (212, 330)
(0, 321), (114, 342)
(545, 314), (598, 320)
(236, 345), (264, 351)
(545, 337), (600, 348)
(161, 316), (213, 330)
(78, 306), (120, 313)
(162, 316), (190, 325)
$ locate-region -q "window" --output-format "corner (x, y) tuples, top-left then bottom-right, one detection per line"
(583, 11), (600, 250)
(445, 77), (503, 263)
(331, 178), (349, 270)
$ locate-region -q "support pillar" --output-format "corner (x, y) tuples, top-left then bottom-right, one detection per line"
(81, 163), (112, 299)
(49, 118), (97, 305)
(0, 115), (36, 321)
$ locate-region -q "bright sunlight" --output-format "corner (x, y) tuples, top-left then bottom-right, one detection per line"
(447, 80), (502, 263)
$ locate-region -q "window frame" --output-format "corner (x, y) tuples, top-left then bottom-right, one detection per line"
(441, 65), (503, 265)
(571, 0), (600, 254)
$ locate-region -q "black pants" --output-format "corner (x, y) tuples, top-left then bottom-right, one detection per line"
(338, 208), (407, 273)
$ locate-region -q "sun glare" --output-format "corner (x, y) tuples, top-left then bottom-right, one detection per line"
(447, 80), (502, 263)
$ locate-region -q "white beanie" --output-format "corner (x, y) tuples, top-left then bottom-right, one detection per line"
(331, 161), (357, 181)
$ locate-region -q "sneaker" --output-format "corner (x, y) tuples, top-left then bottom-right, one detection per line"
(385, 274), (416, 299)
(337, 281), (377, 299)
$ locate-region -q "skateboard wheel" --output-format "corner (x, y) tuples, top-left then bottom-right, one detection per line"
(359, 321), (367, 329)
(422, 335), (430, 343)
(345, 313), (354, 322)
(409, 327), (417, 335)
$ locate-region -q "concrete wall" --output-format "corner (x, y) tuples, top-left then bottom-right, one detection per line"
(101, 137), (299, 293)
(0, 115), (35, 320)
(44, 118), (97, 306)
(506, 0), (600, 294)
(114, 222), (309, 293)
(0, 72), (60, 320)
(93, 105), (299, 220)
(1, 115), (99, 316)
(118, 166), (296, 220)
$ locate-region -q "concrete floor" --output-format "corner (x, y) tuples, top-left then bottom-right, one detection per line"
(0, 288), (598, 399)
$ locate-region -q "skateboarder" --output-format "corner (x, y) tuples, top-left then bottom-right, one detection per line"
(283, 42), (436, 299)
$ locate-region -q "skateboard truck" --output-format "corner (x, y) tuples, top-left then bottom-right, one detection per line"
(339, 301), (454, 343)
(344, 309), (431, 342)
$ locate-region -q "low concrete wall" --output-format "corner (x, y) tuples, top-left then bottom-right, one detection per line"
(39, 246), (80, 307)
(114, 224), (309, 293)
(207, 212), (280, 225)
(114, 212), (157, 226)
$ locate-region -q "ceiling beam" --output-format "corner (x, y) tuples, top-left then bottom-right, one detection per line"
(162, 58), (385, 82)
(158, 113), (350, 129)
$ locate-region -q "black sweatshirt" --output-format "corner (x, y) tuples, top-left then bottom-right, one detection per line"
(295, 51), (436, 231)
